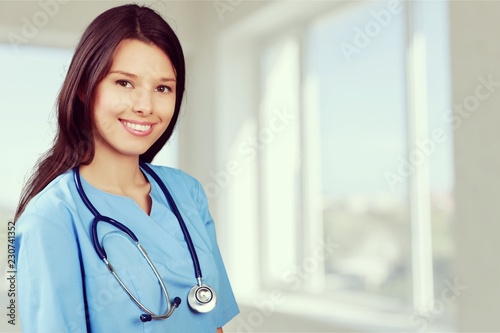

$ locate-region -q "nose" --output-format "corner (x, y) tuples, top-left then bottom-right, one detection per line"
(132, 88), (153, 115)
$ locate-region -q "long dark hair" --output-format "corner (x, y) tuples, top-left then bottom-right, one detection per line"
(15, 4), (185, 221)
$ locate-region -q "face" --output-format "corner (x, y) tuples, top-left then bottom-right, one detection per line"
(91, 39), (176, 160)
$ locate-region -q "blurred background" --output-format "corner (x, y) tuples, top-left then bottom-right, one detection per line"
(1, 0), (499, 332)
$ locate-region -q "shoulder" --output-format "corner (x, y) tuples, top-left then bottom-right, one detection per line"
(146, 164), (203, 193)
(145, 164), (209, 209)
(17, 170), (77, 230)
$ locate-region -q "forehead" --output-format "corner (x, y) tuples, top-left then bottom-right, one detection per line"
(110, 39), (174, 77)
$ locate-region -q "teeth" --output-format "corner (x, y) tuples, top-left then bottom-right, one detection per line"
(124, 121), (151, 132)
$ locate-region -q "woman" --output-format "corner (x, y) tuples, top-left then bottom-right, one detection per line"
(14, 4), (239, 332)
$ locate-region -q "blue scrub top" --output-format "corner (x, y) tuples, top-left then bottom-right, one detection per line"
(15, 164), (239, 332)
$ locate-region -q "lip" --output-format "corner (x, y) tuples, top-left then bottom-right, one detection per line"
(120, 119), (155, 137)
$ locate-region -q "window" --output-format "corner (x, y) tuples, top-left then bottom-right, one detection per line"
(0, 44), (73, 214)
(305, 0), (410, 303)
(257, 0), (454, 328)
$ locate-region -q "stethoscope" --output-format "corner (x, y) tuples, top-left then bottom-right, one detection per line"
(72, 162), (217, 322)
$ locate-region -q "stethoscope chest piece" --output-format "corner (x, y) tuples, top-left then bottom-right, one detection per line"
(187, 283), (217, 313)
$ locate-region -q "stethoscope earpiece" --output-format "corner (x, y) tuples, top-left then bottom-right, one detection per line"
(140, 297), (182, 322)
(140, 314), (152, 323)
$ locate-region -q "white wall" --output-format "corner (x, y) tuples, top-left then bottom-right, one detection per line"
(450, 1), (500, 331)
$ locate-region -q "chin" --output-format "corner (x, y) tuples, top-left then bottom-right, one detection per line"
(117, 147), (151, 158)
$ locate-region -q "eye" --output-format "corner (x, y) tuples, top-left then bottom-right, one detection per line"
(116, 80), (132, 88)
(155, 85), (172, 94)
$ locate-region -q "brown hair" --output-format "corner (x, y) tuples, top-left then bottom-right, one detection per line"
(15, 4), (185, 220)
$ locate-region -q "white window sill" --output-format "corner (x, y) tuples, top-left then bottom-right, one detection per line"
(235, 291), (454, 332)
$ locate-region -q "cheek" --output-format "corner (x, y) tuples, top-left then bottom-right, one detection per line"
(94, 84), (130, 116)
(92, 96), (120, 134)
(93, 92), (128, 124)
(157, 98), (176, 121)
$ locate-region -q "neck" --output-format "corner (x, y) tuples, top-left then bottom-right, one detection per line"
(79, 150), (147, 196)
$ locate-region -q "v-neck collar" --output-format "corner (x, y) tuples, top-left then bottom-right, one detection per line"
(75, 166), (213, 258)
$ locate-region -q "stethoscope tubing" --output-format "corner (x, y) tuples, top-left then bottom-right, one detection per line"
(74, 168), (139, 258)
(139, 162), (203, 281)
(72, 162), (203, 281)
(72, 163), (213, 321)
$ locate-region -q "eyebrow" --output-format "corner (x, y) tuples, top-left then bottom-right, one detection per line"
(109, 70), (176, 82)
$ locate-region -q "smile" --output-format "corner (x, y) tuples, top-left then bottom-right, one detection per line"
(120, 120), (154, 136)
(123, 121), (151, 132)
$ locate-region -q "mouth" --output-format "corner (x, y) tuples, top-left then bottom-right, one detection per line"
(120, 120), (154, 136)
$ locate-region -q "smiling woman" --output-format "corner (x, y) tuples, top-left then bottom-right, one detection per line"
(80, 39), (178, 215)
(13, 4), (238, 332)
(88, 39), (176, 168)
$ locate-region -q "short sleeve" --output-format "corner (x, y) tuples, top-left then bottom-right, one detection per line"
(191, 179), (240, 327)
(15, 213), (88, 333)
